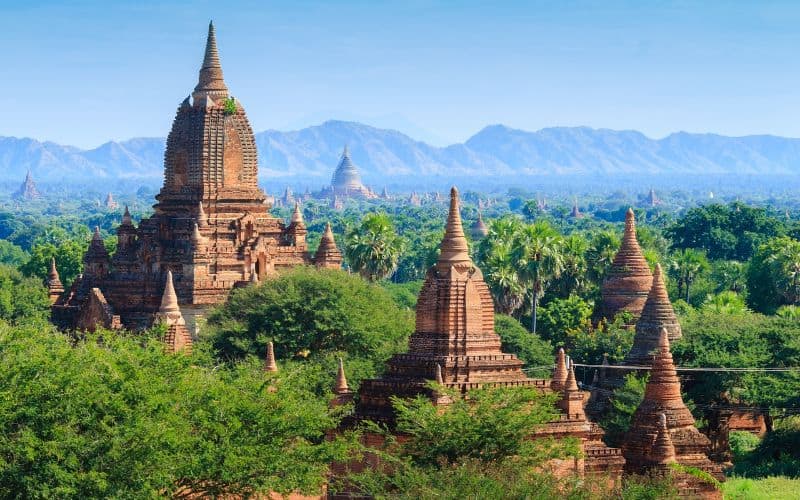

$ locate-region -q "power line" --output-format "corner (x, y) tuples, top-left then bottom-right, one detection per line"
(573, 363), (800, 373)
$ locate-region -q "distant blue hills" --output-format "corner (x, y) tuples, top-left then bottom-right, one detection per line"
(3, 120), (800, 186)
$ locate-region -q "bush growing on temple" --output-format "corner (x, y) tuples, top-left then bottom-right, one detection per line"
(206, 267), (413, 368)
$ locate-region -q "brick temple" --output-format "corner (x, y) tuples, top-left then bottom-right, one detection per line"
(335, 187), (624, 482)
(622, 328), (724, 498)
(600, 208), (653, 323)
(50, 23), (341, 333)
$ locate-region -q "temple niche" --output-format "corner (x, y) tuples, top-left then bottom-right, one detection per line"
(331, 187), (625, 488)
(50, 22), (340, 335)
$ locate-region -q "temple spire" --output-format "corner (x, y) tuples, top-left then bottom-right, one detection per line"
(158, 271), (181, 319)
(264, 341), (278, 372)
(437, 186), (471, 269)
(48, 257), (60, 282)
(194, 21), (228, 98)
(335, 358), (350, 394)
(551, 347), (568, 391)
(650, 413), (677, 465)
(291, 201), (304, 224)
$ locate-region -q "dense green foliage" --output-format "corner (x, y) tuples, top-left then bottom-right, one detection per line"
(206, 267), (413, 370)
(0, 324), (346, 498)
(494, 315), (553, 376)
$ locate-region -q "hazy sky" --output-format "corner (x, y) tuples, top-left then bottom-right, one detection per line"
(2, 0), (800, 147)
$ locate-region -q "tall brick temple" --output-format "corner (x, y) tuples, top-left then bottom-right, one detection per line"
(51, 23), (340, 332)
(336, 187), (624, 482)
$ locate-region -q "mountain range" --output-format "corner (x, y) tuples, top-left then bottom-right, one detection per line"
(3, 121), (800, 186)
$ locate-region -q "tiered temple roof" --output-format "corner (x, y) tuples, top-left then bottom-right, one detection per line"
(50, 23), (333, 337)
(600, 208), (653, 322)
(344, 187), (624, 478)
(622, 328), (723, 496)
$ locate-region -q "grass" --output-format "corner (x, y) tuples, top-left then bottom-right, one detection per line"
(723, 476), (800, 499)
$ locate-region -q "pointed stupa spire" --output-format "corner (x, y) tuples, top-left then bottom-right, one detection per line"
(314, 222), (343, 269)
(92, 226), (102, 241)
(191, 223), (204, 244)
(650, 413), (677, 465)
(564, 361), (579, 392)
(291, 201), (304, 225)
(159, 271), (180, 314)
(435, 363), (444, 385)
(600, 207), (653, 322)
(623, 264), (682, 366)
(437, 187), (471, 270)
(335, 358), (350, 394)
(643, 328), (684, 404)
(48, 257), (60, 282)
(122, 205), (132, 225)
(194, 21), (228, 98)
(264, 341), (278, 373)
(551, 348), (568, 391)
(155, 271), (186, 328)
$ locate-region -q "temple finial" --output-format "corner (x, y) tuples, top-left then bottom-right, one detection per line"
(194, 21), (228, 97)
(437, 186), (471, 268)
(49, 257), (59, 280)
(335, 358), (350, 394)
(264, 341), (278, 372)
(159, 271), (180, 315)
(92, 226), (102, 241)
(435, 363), (444, 385)
(291, 201), (304, 224)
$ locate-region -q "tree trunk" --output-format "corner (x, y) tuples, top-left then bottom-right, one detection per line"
(531, 295), (538, 334)
(685, 278), (691, 303)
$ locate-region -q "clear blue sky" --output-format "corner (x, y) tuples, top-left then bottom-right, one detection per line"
(2, 0), (800, 148)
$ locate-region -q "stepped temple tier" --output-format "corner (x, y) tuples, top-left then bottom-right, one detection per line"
(336, 187), (624, 480)
(317, 146), (377, 200)
(600, 208), (653, 323)
(50, 22), (340, 333)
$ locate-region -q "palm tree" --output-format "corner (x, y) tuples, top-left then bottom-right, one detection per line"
(766, 239), (800, 305)
(668, 248), (710, 302)
(556, 234), (589, 297)
(476, 216), (527, 315)
(702, 291), (749, 315)
(586, 230), (620, 286)
(512, 221), (564, 334)
(345, 213), (405, 282)
(712, 260), (747, 294)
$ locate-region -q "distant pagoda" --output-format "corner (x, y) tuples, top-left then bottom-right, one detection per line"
(318, 146), (377, 200)
(105, 192), (118, 210)
(600, 208), (653, 323)
(13, 170), (41, 201)
(51, 23), (339, 335)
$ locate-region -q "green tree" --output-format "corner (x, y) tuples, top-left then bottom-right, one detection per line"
(553, 234), (589, 297)
(476, 217), (527, 315)
(0, 324), (346, 498)
(345, 213), (405, 282)
(513, 221), (564, 333)
(0, 265), (50, 324)
(206, 267), (413, 368)
(21, 239), (86, 287)
(766, 237), (800, 306)
(711, 260), (747, 294)
(668, 248), (710, 303)
(586, 230), (620, 285)
(494, 315), (553, 377)
(536, 295), (593, 348)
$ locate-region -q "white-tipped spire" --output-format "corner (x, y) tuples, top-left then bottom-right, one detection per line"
(264, 341), (278, 372)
